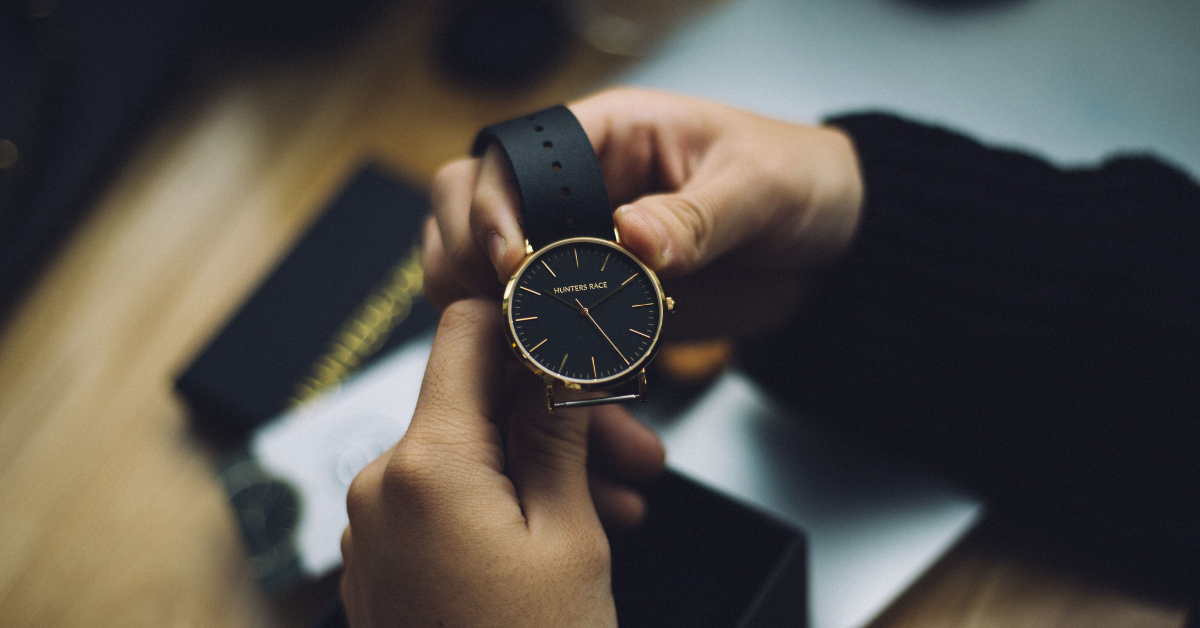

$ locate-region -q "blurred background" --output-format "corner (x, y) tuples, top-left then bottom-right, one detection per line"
(1, 0), (1196, 626)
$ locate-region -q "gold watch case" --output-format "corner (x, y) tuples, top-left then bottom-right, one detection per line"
(501, 235), (672, 397)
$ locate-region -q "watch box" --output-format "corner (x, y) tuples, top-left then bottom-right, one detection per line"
(175, 163), (438, 440)
(609, 470), (807, 628)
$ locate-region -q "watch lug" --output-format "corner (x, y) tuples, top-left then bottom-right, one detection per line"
(665, 296), (675, 312)
(525, 239), (534, 255)
(545, 384), (556, 413)
(613, 226), (622, 244)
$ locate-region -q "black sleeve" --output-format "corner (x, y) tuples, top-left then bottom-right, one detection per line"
(739, 113), (1200, 582)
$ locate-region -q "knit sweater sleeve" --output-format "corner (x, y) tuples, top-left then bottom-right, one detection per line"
(738, 113), (1200, 576)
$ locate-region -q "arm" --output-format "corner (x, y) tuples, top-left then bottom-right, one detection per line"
(741, 113), (1200, 581)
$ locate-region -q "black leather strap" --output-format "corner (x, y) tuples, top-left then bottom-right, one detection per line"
(472, 105), (613, 250)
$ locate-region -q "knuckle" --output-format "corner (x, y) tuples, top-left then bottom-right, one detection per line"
(344, 473), (375, 524)
(446, 234), (480, 270)
(430, 159), (472, 209)
(438, 299), (486, 335)
(563, 526), (611, 578)
(517, 415), (589, 474)
(662, 195), (714, 267)
(376, 441), (444, 513)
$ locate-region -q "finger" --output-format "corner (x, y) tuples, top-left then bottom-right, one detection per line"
(431, 158), (502, 297)
(422, 216), (472, 310)
(470, 144), (527, 280)
(404, 299), (507, 465)
(588, 404), (664, 482)
(612, 165), (783, 277)
(568, 88), (714, 206)
(589, 476), (647, 531)
(505, 375), (596, 527)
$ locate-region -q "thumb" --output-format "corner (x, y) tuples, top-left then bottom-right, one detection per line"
(613, 170), (778, 277)
(505, 382), (597, 528)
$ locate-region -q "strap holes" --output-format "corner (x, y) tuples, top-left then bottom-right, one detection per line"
(552, 162), (562, 171)
(543, 141), (553, 149)
(534, 126), (544, 132)
(561, 187), (571, 197)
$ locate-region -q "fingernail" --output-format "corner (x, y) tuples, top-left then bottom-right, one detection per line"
(487, 232), (507, 269)
(617, 205), (669, 266)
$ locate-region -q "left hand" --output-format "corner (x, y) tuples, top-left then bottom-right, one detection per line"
(339, 299), (662, 628)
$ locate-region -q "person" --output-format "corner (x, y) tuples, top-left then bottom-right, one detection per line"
(339, 88), (1200, 626)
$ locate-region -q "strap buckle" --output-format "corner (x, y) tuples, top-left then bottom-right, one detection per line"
(546, 370), (647, 412)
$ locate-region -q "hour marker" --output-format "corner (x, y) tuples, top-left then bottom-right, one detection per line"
(529, 338), (548, 352)
(632, 303), (653, 308)
(592, 356), (597, 378)
(515, 316), (537, 322)
(600, 253), (611, 272)
(629, 328), (651, 339)
(541, 260), (556, 277)
(520, 286), (541, 295)
(622, 274), (637, 286)
(574, 248), (579, 268)
(559, 353), (569, 372)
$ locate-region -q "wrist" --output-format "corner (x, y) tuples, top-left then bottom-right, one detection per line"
(793, 125), (864, 266)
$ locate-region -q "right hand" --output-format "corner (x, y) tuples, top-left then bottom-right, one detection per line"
(341, 300), (656, 628)
(423, 88), (864, 339)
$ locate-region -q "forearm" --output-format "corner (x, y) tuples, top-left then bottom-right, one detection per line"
(740, 113), (1200, 578)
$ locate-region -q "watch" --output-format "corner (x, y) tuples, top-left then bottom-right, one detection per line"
(473, 105), (673, 411)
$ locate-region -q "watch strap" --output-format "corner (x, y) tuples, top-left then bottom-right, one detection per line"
(472, 105), (613, 250)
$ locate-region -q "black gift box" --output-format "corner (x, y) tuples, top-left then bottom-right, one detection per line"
(610, 470), (807, 628)
(176, 163), (438, 439)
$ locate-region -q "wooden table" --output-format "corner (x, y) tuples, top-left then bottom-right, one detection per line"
(0, 3), (1188, 626)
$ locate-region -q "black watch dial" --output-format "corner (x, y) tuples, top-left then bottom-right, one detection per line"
(508, 239), (663, 384)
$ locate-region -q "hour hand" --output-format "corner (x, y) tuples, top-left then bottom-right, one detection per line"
(545, 290), (584, 313)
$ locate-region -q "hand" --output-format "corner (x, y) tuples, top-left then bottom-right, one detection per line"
(423, 88), (864, 338)
(340, 300), (664, 628)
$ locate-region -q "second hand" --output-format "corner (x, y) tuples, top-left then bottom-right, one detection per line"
(576, 298), (629, 365)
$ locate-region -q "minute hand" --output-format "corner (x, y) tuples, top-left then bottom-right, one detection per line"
(587, 279), (632, 311)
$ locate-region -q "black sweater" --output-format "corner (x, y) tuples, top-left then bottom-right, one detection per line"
(741, 114), (1200, 586)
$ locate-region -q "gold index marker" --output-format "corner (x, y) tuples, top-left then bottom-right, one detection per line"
(541, 260), (556, 277)
(559, 353), (569, 372)
(520, 286), (541, 296)
(515, 316), (538, 322)
(629, 328), (651, 339)
(632, 303), (653, 308)
(591, 356), (597, 379)
(529, 338), (548, 352)
(600, 252), (611, 272)
(574, 248), (579, 268)
(622, 274), (637, 286)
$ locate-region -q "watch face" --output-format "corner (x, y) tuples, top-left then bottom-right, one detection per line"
(506, 238), (663, 385)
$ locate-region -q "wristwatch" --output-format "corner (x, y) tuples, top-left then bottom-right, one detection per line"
(473, 105), (673, 411)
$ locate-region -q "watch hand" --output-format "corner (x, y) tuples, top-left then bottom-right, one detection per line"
(544, 290), (584, 313)
(578, 301), (629, 366)
(586, 282), (630, 311)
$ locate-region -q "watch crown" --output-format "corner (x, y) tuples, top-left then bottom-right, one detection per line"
(665, 297), (675, 312)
